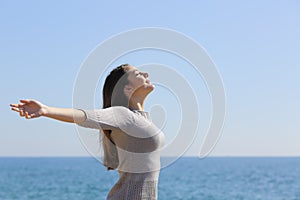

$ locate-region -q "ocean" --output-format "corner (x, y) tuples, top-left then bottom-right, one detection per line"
(0, 157), (299, 200)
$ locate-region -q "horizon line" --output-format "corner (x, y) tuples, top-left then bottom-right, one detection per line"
(1, 155), (300, 158)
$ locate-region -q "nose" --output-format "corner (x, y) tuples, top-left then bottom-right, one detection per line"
(143, 72), (149, 78)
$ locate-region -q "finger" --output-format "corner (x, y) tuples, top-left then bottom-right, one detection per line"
(20, 110), (25, 117)
(20, 99), (31, 103)
(10, 103), (19, 108)
(25, 112), (30, 119)
(30, 113), (40, 118)
(11, 107), (21, 112)
(10, 104), (20, 109)
(10, 103), (25, 108)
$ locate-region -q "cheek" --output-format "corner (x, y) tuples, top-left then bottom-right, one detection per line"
(135, 79), (146, 88)
(129, 77), (145, 88)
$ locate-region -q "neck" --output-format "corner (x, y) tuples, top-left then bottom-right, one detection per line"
(129, 95), (146, 111)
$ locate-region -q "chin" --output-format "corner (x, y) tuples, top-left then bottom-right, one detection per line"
(141, 85), (154, 96)
(147, 84), (155, 91)
(135, 84), (154, 96)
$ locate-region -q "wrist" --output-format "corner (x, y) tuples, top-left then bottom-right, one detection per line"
(41, 105), (50, 117)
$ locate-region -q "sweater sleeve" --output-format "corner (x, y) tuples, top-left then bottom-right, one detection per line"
(76, 106), (133, 130)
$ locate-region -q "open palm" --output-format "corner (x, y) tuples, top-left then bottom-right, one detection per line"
(10, 99), (46, 119)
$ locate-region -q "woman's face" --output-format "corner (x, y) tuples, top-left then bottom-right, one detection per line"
(125, 66), (154, 95)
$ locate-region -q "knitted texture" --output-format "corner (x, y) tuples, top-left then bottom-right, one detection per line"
(77, 107), (164, 200)
(107, 172), (159, 200)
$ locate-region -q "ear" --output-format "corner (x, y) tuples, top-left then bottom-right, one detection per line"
(123, 84), (133, 97)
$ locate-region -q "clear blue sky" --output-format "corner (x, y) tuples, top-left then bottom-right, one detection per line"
(1, 0), (299, 157)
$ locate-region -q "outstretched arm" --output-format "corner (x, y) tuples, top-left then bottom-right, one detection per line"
(10, 99), (86, 123)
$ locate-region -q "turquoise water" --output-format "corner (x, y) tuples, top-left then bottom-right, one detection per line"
(0, 157), (300, 200)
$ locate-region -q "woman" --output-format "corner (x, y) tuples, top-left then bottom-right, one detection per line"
(10, 64), (165, 200)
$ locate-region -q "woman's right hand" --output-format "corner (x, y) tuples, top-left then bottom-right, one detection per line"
(10, 99), (47, 119)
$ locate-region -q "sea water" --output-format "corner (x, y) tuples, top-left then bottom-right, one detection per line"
(0, 157), (299, 200)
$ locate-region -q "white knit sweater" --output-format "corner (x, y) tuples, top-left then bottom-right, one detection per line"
(77, 107), (165, 200)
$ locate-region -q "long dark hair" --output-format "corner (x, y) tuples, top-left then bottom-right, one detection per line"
(103, 64), (129, 108)
(102, 64), (130, 170)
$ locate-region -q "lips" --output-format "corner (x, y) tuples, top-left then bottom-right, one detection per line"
(146, 79), (151, 83)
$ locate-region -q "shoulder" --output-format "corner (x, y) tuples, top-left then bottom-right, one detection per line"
(105, 106), (133, 116)
(103, 106), (135, 125)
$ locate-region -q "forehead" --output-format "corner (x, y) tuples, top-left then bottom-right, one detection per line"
(126, 66), (139, 74)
